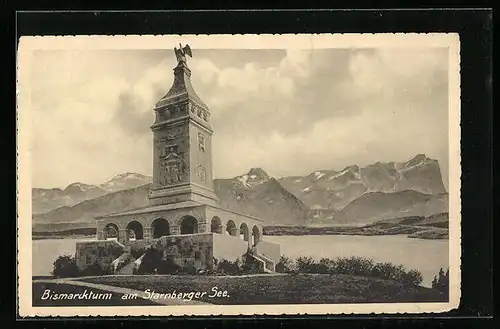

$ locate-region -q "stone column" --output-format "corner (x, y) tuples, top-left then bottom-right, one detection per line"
(197, 221), (207, 233)
(170, 225), (181, 236)
(97, 230), (104, 240)
(143, 226), (152, 240)
(118, 229), (128, 244)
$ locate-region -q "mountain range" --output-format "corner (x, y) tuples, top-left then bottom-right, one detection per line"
(32, 173), (152, 214)
(32, 154), (449, 232)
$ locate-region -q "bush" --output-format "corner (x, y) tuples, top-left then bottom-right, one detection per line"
(52, 254), (79, 278)
(296, 256), (316, 273)
(216, 258), (242, 275)
(241, 251), (265, 274)
(137, 248), (163, 274)
(275, 256), (294, 273)
(275, 255), (423, 287)
(317, 258), (336, 274)
(431, 267), (449, 294)
(157, 257), (182, 274)
(371, 262), (400, 281)
(334, 257), (375, 277)
(178, 264), (198, 275)
(200, 257), (218, 275)
(402, 269), (424, 287)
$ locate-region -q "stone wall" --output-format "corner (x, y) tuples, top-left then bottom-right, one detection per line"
(150, 233), (214, 270)
(76, 240), (124, 272)
(75, 232), (280, 274)
(129, 239), (151, 258)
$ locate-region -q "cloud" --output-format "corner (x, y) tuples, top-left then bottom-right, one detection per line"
(27, 47), (450, 189)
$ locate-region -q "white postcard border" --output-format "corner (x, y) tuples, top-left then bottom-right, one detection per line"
(17, 33), (461, 317)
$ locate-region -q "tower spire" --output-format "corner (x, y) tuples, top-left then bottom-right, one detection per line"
(148, 44), (218, 206)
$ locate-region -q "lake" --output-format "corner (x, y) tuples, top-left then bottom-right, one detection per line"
(32, 235), (448, 287)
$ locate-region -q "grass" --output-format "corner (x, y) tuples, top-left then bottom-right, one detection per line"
(32, 282), (157, 306)
(77, 273), (448, 305)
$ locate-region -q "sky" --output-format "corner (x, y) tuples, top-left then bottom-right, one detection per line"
(26, 46), (450, 189)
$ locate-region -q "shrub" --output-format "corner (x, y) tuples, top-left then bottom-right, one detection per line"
(431, 267), (449, 293)
(157, 257), (182, 274)
(275, 255), (294, 273)
(402, 269), (424, 287)
(178, 264), (198, 275)
(334, 257), (375, 277)
(371, 262), (405, 281)
(52, 254), (79, 278)
(317, 257), (336, 274)
(216, 258), (241, 275)
(200, 257), (218, 275)
(276, 254), (424, 287)
(137, 248), (163, 274)
(295, 256), (316, 273)
(241, 251), (264, 274)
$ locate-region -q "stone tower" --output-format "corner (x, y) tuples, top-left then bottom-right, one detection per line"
(148, 44), (219, 206)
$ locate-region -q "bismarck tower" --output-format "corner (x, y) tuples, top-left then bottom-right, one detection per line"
(86, 44), (280, 275)
(148, 44), (219, 206)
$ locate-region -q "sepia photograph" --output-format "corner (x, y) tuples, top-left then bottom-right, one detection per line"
(17, 34), (461, 316)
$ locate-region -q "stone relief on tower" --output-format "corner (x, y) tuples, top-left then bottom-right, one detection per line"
(196, 165), (207, 183)
(159, 152), (187, 185)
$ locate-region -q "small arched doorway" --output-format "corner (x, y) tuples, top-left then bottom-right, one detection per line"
(104, 223), (119, 240)
(180, 216), (198, 234)
(252, 225), (261, 246)
(151, 218), (170, 239)
(226, 220), (237, 236)
(211, 217), (222, 234)
(126, 221), (143, 240)
(240, 223), (249, 241)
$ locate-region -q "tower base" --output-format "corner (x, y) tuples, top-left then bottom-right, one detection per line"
(148, 182), (219, 206)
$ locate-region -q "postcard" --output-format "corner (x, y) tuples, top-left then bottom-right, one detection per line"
(17, 33), (461, 317)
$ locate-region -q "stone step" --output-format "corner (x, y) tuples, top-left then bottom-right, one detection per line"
(116, 261), (136, 275)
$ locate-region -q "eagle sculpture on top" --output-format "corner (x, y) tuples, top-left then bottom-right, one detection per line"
(174, 43), (192, 64)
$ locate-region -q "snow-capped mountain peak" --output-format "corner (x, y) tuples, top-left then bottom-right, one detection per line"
(246, 168), (270, 180)
(64, 182), (99, 193)
(99, 172), (152, 193)
(235, 168), (271, 189)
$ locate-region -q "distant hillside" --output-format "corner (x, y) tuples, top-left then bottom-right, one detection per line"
(32, 183), (107, 214)
(214, 168), (309, 225)
(32, 154), (449, 231)
(331, 191), (449, 225)
(32, 173), (152, 214)
(33, 184), (151, 230)
(278, 154), (447, 211)
(33, 168), (309, 231)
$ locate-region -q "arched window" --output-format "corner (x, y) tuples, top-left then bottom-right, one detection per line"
(226, 220), (237, 236)
(180, 216), (198, 234)
(104, 223), (119, 240)
(151, 218), (170, 239)
(211, 217), (222, 234)
(240, 223), (249, 241)
(252, 225), (261, 246)
(126, 221), (144, 240)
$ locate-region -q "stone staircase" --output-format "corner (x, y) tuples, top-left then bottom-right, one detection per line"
(250, 247), (275, 273)
(109, 238), (276, 275)
(116, 260), (136, 275)
(111, 245), (137, 274)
